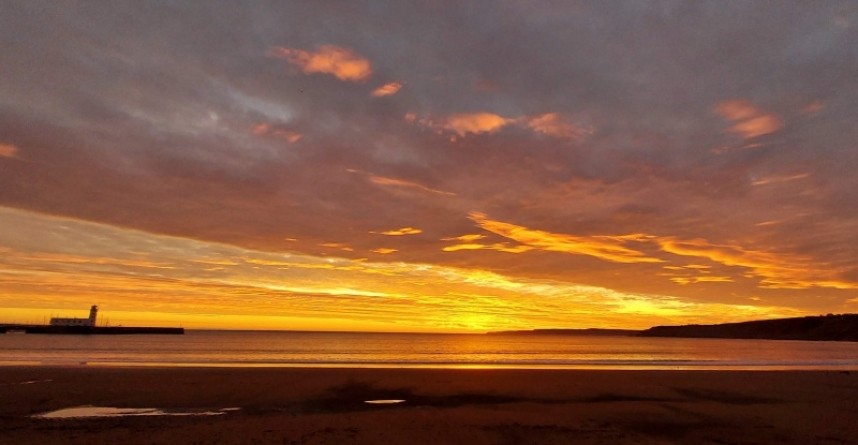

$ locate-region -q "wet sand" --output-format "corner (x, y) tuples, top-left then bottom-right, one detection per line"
(1, 367), (856, 444)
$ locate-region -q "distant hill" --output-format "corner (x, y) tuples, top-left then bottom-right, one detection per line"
(488, 328), (640, 336)
(638, 314), (858, 342)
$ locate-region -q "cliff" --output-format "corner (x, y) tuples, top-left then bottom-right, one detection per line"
(639, 314), (858, 342)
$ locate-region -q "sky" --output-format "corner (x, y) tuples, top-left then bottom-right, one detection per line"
(1, 1), (857, 332)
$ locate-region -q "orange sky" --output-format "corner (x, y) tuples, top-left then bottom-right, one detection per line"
(1, 3), (857, 331)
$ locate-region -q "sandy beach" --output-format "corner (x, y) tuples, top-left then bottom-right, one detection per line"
(0, 367), (856, 444)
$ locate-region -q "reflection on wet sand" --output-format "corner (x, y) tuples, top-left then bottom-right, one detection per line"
(34, 406), (240, 419)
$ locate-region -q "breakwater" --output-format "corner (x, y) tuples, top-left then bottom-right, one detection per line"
(0, 324), (183, 335)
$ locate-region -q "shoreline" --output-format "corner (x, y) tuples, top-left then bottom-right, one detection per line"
(4, 361), (858, 371)
(2, 366), (856, 444)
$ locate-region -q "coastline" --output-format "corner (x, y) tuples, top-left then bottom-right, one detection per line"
(2, 366), (856, 444)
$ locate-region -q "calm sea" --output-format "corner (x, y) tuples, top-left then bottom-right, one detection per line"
(2, 330), (858, 370)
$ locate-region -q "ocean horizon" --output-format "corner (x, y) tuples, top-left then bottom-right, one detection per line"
(2, 330), (858, 370)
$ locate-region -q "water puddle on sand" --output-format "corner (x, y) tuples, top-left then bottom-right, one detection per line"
(364, 399), (406, 405)
(34, 406), (240, 419)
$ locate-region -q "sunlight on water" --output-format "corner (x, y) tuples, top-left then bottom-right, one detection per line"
(3, 330), (858, 370)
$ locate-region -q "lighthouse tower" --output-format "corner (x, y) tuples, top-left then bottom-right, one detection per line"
(88, 305), (98, 327)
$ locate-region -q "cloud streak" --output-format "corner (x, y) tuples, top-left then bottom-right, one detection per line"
(376, 227), (422, 236)
(252, 123), (302, 143)
(0, 143), (19, 158)
(407, 112), (590, 140)
(444, 113), (511, 136)
(371, 82), (402, 97)
(714, 100), (782, 139)
(468, 212), (663, 264)
(368, 175), (456, 196)
(656, 237), (858, 290)
(525, 113), (593, 140)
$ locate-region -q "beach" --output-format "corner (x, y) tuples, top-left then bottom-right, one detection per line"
(1, 367), (856, 444)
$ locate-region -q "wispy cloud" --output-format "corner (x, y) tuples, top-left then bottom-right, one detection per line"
(670, 276), (734, 285)
(407, 112), (591, 140)
(442, 234), (486, 242)
(370, 248), (398, 254)
(656, 237), (858, 290)
(319, 242), (354, 252)
(444, 113), (511, 136)
(751, 173), (809, 186)
(371, 81), (402, 97)
(0, 143), (19, 158)
(375, 227), (422, 236)
(714, 99), (782, 139)
(368, 175), (456, 196)
(268, 45), (372, 82)
(442, 242), (532, 254)
(525, 113), (593, 139)
(468, 212), (663, 264)
(0, 207), (807, 331)
(252, 123), (302, 143)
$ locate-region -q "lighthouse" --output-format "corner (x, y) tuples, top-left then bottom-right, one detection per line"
(88, 305), (98, 327)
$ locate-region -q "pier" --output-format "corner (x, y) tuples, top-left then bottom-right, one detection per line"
(1, 305), (183, 335)
(0, 324), (184, 335)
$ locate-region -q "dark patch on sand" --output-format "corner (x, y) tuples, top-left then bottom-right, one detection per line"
(481, 423), (601, 444)
(300, 381), (525, 413)
(581, 393), (674, 403)
(295, 382), (681, 414)
(623, 418), (724, 439)
(671, 387), (781, 405)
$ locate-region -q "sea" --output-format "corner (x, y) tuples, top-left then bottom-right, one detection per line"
(2, 330), (858, 370)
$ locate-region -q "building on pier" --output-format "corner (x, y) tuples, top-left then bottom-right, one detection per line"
(49, 305), (98, 327)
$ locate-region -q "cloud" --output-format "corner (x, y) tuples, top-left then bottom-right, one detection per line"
(444, 113), (511, 136)
(468, 212), (663, 264)
(801, 100), (824, 115)
(750, 173), (809, 186)
(2, 2), (857, 327)
(670, 276), (734, 285)
(526, 113), (593, 139)
(714, 100), (783, 139)
(0, 143), (19, 158)
(3, 250), (175, 270)
(0, 207), (815, 331)
(252, 123), (302, 143)
(442, 242), (533, 254)
(442, 234), (486, 242)
(368, 175), (456, 196)
(319, 242), (354, 252)
(371, 82), (402, 97)
(404, 112), (511, 136)
(656, 237), (858, 290)
(407, 112), (591, 139)
(375, 227), (422, 236)
(370, 248), (398, 254)
(267, 45), (372, 82)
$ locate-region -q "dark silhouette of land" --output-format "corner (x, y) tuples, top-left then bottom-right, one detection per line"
(639, 314), (858, 342)
(490, 314), (858, 342)
(488, 328), (640, 336)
